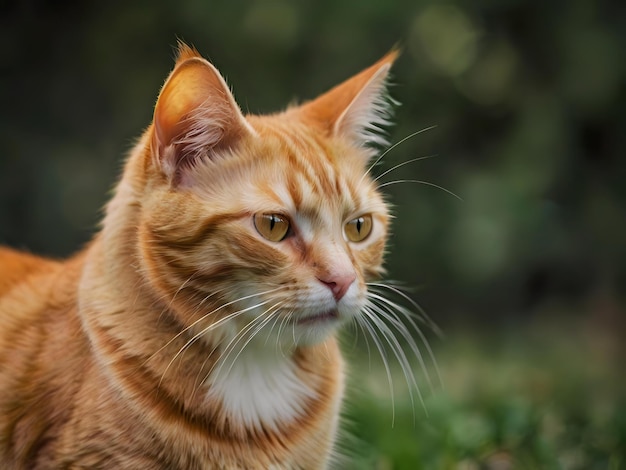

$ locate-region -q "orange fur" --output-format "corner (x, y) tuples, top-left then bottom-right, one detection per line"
(0, 45), (397, 468)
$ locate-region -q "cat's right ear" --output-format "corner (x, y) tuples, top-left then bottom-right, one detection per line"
(152, 51), (255, 185)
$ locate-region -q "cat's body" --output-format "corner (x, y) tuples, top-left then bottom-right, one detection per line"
(0, 45), (397, 469)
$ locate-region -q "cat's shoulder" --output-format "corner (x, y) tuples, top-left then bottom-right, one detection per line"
(0, 246), (60, 297)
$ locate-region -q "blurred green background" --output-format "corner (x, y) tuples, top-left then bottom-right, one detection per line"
(1, 0), (624, 468)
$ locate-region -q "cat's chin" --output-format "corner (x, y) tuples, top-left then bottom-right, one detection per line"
(293, 310), (339, 326)
(288, 309), (354, 346)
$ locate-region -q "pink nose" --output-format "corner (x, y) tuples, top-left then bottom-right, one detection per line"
(318, 273), (356, 301)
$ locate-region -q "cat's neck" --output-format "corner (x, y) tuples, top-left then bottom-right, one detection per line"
(75, 137), (343, 439)
(207, 336), (342, 433)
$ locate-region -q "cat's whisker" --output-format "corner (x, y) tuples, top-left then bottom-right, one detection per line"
(377, 179), (463, 201)
(178, 285), (232, 330)
(190, 312), (271, 401)
(321, 337), (332, 362)
(377, 305), (439, 394)
(346, 318), (361, 353)
(180, 286), (231, 336)
(156, 272), (204, 326)
(292, 316), (298, 345)
(263, 308), (284, 348)
(192, 294), (286, 398)
(368, 287), (431, 331)
(366, 283), (444, 389)
(215, 303), (284, 364)
(351, 317), (373, 371)
(367, 282), (443, 338)
(196, 285), (231, 309)
(362, 306), (425, 424)
(354, 313), (397, 427)
(207, 304), (284, 386)
(274, 311), (294, 359)
(217, 309), (283, 380)
(359, 126), (438, 189)
(267, 308), (295, 359)
(371, 155), (437, 183)
(158, 297), (278, 386)
(364, 302), (428, 416)
(190, 342), (221, 402)
(144, 286), (284, 367)
(194, 307), (280, 391)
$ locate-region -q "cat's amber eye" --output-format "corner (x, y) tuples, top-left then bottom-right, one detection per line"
(254, 213), (290, 242)
(344, 215), (373, 242)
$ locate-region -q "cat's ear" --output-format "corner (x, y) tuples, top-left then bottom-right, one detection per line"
(299, 49), (399, 148)
(152, 46), (254, 184)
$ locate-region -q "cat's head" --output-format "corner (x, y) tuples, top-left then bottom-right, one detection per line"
(136, 45), (397, 347)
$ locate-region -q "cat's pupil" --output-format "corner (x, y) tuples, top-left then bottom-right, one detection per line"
(270, 215), (276, 231)
(356, 218), (363, 233)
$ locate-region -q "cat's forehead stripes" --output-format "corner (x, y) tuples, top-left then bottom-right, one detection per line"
(271, 122), (338, 198)
(250, 119), (366, 220)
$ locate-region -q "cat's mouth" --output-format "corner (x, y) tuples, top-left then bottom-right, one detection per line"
(294, 310), (339, 325)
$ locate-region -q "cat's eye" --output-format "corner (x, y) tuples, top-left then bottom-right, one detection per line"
(344, 215), (373, 242)
(254, 213), (290, 242)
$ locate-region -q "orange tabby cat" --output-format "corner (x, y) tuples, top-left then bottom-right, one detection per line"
(0, 44), (398, 469)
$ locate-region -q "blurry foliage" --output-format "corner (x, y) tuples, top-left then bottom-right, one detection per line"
(343, 323), (625, 469)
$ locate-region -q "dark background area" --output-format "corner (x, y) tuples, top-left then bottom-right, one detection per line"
(2, 0), (624, 334)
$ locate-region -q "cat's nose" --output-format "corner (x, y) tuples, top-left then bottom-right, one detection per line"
(318, 273), (356, 302)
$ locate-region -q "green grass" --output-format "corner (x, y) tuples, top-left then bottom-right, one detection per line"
(340, 321), (625, 469)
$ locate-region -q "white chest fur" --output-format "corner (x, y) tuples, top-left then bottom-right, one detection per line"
(207, 345), (316, 431)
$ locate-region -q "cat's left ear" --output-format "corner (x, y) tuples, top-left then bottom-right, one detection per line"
(152, 46), (255, 184)
(299, 49), (399, 148)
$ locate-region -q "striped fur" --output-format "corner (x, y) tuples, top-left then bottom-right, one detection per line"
(0, 45), (397, 469)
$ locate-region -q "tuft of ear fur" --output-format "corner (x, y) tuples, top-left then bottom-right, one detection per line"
(299, 49), (399, 148)
(152, 43), (255, 184)
(175, 41), (202, 63)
